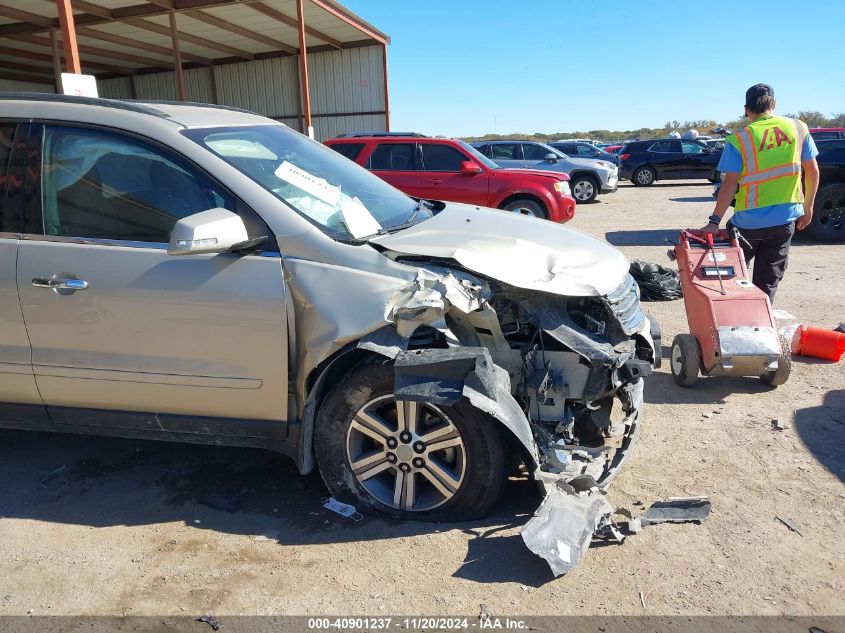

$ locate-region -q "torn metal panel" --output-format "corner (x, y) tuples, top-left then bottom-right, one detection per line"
(357, 326), (409, 359)
(642, 497), (712, 525)
(393, 347), (539, 466)
(521, 484), (613, 577)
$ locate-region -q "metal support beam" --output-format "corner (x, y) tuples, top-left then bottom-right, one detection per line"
(295, 0), (312, 137)
(8, 32), (174, 69)
(169, 12), (186, 101)
(309, 0), (389, 45)
(382, 43), (390, 131)
(185, 9), (297, 54)
(49, 28), (63, 90)
(249, 2), (342, 50)
(125, 18), (255, 60)
(76, 25), (213, 65)
(55, 0), (81, 73)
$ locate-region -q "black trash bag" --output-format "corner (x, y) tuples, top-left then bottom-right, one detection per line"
(629, 260), (683, 301)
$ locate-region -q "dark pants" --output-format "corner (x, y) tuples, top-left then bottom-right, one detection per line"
(727, 220), (795, 303)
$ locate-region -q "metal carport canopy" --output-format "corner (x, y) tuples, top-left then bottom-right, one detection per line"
(0, 0), (391, 133)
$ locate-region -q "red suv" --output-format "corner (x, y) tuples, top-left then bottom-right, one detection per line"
(324, 134), (576, 223)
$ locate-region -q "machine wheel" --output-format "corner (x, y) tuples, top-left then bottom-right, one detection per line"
(502, 198), (547, 219)
(670, 334), (701, 387)
(632, 166), (656, 186)
(760, 335), (792, 387)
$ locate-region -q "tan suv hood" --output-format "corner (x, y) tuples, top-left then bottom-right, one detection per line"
(369, 202), (629, 296)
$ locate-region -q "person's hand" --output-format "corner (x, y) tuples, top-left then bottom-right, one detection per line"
(700, 222), (719, 236)
(796, 204), (813, 230)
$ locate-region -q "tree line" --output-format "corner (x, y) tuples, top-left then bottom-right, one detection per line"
(463, 111), (845, 143)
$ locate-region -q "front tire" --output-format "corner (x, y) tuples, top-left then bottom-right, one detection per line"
(807, 183), (845, 242)
(633, 166), (656, 186)
(670, 334), (701, 387)
(570, 175), (599, 203)
(502, 198), (547, 218)
(314, 360), (507, 522)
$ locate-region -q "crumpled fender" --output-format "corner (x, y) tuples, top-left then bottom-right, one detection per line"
(392, 347), (540, 467)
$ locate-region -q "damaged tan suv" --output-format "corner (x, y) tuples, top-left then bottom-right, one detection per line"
(0, 95), (659, 574)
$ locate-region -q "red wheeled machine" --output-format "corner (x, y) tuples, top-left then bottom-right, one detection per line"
(668, 228), (791, 387)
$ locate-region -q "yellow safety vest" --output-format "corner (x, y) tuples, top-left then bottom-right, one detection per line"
(725, 115), (807, 211)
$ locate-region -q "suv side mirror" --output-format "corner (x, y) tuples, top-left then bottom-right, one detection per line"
(168, 208), (251, 256)
(459, 160), (483, 175)
(544, 153), (558, 163)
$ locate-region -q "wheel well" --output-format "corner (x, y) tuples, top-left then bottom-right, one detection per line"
(498, 193), (548, 216)
(634, 164), (656, 174)
(569, 171), (599, 184)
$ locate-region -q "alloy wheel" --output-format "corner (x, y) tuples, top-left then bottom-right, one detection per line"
(636, 169), (654, 185)
(346, 396), (467, 512)
(817, 194), (845, 238)
(573, 180), (595, 201)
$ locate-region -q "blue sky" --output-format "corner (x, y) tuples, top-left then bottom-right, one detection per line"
(343, 0), (845, 137)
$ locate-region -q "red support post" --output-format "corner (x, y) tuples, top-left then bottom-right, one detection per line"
(295, 0), (313, 137)
(55, 0), (81, 74)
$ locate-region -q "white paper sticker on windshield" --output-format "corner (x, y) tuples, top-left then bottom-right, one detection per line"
(207, 139), (278, 160)
(275, 161), (341, 206)
(339, 196), (381, 239)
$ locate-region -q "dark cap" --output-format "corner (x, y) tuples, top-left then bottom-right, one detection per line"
(745, 83), (774, 107)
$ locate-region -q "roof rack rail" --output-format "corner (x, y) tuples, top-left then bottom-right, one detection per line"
(336, 131), (426, 138)
(0, 92), (170, 118)
(128, 99), (259, 117)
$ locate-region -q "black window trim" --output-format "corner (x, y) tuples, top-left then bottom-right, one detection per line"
(367, 140), (419, 171)
(23, 119), (278, 254)
(419, 141), (470, 172)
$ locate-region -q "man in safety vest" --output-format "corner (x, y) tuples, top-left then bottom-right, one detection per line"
(703, 83), (820, 302)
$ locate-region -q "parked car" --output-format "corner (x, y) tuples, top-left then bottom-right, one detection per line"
(0, 96), (658, 549)
(812, 138), (845, 242)
(618, 138), (721, 186)
(472, 140), (618, 203)
(324, 135), (575, 222)
(603, 145), (623, 155)
(548, 140), (620, 166)
(809, 127), (845, 141)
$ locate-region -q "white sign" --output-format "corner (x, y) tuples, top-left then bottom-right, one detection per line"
(60, 73), (98, 98)
(274, 160), (340, 206)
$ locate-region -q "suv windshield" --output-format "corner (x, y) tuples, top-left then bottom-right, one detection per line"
(185, 125), (417, 241)
(456, 140), (500, 169)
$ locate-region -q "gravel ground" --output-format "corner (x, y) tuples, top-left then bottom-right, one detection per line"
(0, 181), (843, 618)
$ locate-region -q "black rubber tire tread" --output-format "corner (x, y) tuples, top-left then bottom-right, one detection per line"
(632, 166), (656, 186)
(571, 174), (600, 203)
(807, 182), (845, 243)
(501, 197), (547, 219)
(760, 334), (792, 386)
(314, 359), (507, 522)
(670, 333), (701, 387)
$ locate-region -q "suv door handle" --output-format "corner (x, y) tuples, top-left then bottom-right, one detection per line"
(32, 277), (89, 291)
(430, 179), (443, 185)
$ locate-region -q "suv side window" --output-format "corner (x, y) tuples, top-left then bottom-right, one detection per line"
(473, 144), (491, 157)
(576, 144), (600, 157)
(555, 143), (574, 154)
(649, 140), (679, 153)
(521, 143), (550, 160)
(420, 144), (466, 171)
(368, 143), (416, 170)
(42, 125), (234, 243)
(682, 141), (705, 154)
(330, 142), (365, 161)
(490, 143), (520, 160)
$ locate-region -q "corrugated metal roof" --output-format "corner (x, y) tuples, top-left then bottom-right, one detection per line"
(0, 0), (388, 84)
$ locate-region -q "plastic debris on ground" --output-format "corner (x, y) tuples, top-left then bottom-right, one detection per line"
(520, 482), (613, 577)
(775, 515), (803, 536)
(196, 614), (221, 631)
(322, 497), (363, 521)
(641, 497), (711, 525)
(629, 260), (683, 301)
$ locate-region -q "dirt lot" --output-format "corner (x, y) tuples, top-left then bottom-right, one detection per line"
(1, 181), (843, 618)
